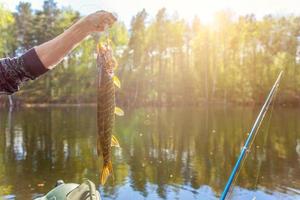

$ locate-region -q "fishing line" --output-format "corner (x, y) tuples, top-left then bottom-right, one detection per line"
(228, 82), (281, 199)
(225, 101), (275, 199)
(252, 82), (280, 190)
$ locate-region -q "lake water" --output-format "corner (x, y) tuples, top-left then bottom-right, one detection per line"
(0, 106), (300, 200)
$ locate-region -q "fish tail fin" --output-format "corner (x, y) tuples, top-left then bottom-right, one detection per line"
(100, 161), (113, 185)
(111, 135), (120, 147)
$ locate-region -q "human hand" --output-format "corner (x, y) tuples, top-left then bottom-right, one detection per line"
(82, 10), (117, 33)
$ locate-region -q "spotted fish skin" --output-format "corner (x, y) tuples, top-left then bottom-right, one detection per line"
(97, 44), (116, 185)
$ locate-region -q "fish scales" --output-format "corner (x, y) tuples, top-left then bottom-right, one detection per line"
(97, 43), (117, 185)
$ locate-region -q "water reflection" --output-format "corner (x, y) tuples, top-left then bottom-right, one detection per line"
(0, 106), (300, 199)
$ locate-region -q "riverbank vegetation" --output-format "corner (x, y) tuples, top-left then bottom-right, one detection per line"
(1, 0), (300, 106)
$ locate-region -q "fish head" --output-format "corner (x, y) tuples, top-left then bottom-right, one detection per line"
(97, 43), (116, 78)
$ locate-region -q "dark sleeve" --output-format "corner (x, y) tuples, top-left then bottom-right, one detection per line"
(0, 48), (48, 95)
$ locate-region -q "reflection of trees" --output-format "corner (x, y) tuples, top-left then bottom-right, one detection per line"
(1, 107), (100, 198)
(0, 108), (14, 196)
(1, 107), (300, 198)
(118, 106), (300, 198)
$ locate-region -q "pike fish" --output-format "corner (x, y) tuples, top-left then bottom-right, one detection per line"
(96, 42), (123, 185)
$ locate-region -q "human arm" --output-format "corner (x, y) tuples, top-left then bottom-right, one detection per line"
(35, 11), (117, 69)
(0, 10), (116, 95)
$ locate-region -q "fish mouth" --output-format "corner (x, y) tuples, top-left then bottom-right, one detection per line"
(97, 44), (116, 79)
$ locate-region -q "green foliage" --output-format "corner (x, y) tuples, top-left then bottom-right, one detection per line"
(2, 1), (300, 105)
(0, 4), (15, 57)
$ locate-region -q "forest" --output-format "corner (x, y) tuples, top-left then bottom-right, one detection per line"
(0, 0), (300, 106)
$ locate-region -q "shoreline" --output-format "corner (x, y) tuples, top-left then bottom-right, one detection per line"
(0, 101), (297, 108)
(23, 103), (97, 108)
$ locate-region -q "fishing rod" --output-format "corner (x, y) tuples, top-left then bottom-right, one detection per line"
(220, 71), (283, 200)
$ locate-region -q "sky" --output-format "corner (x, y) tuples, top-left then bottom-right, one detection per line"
(1, 0), (300, 26)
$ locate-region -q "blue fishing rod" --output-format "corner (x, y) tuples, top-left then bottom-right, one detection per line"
(220, 71), (283, 200)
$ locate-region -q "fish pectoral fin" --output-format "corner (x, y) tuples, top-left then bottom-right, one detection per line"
(114, 107), (124, 116)
(111, 135), (120, 147)
(100, 162), (113, 185)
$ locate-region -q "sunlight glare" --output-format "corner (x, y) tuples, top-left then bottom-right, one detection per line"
(162, 0), (228, 24)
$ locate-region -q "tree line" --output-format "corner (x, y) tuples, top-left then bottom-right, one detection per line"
(0, 1), (300, 106)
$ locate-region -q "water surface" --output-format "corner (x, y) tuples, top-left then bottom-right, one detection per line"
(0, 106), (300, 199)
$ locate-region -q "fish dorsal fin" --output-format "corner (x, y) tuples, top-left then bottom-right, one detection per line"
(111, 135), (120, 147)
